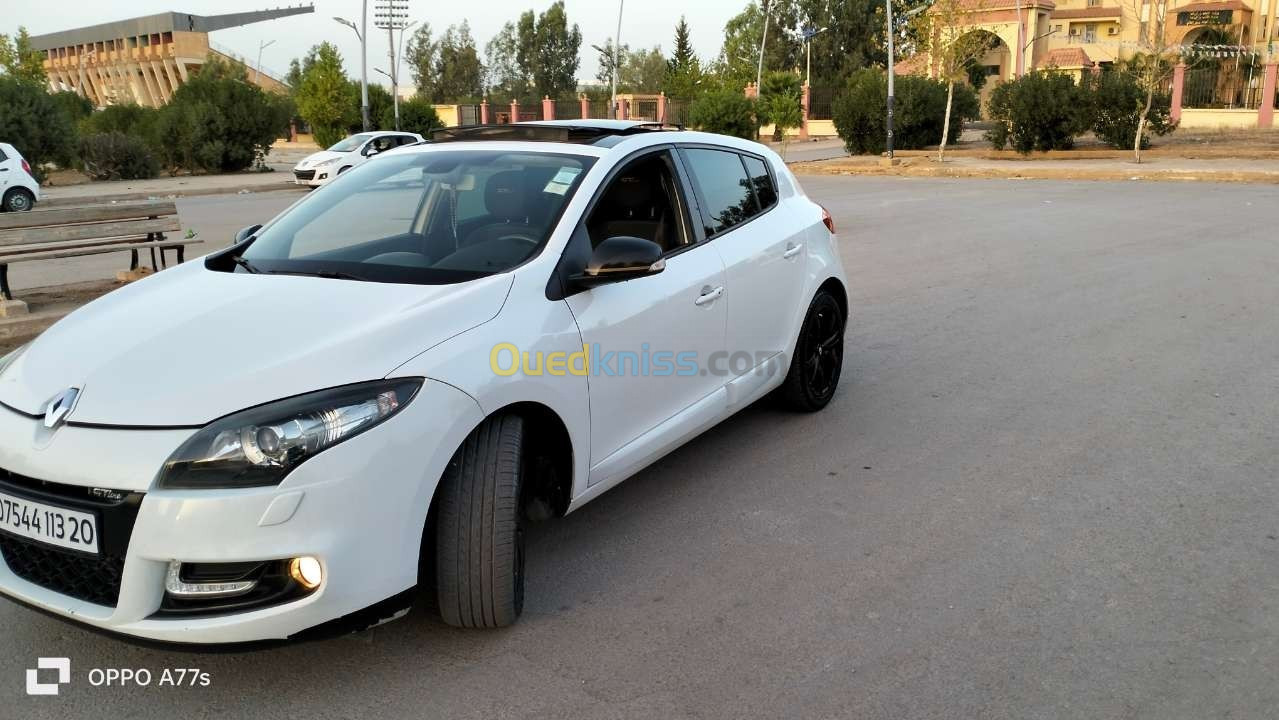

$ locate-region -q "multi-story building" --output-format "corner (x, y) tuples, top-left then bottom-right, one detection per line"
(29, 6), (314, 108)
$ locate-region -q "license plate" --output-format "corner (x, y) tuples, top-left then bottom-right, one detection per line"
(0, 490), (98, 555)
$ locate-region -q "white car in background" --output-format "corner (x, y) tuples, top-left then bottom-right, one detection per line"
(0, 143), (40, 212)
(0, 120), (846, 644)
(292, 131), (423, 187)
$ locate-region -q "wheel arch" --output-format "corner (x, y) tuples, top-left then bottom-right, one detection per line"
(816, 276), (849, 326)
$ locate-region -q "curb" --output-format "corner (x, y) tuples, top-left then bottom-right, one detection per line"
(791, 162), (1279, 184)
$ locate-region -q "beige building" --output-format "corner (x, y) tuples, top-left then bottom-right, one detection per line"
(29, 6), (314, 108)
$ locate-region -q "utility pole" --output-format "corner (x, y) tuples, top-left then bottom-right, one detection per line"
(375, 0), (410, 130)
(612, 0), (624, 118)
(886, 0), (895, 160)
(334, 5), (371, 131)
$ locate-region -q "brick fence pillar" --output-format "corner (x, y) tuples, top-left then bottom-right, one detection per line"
(657, 92), (668, 124)
(617, 98), (630, 120)
(744, 82), (758, 99)
(510, 99), (521, 123)
(480, 99), (490, 124)
(542, 95), (555, 121)
(1170, 63), (1186, 125)
(580, 94), (590, 119)
(800, 83), (811, 140)
(1259, 63), (1277, 129)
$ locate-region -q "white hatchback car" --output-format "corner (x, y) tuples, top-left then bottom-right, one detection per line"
(0, 121), (847, 645)
(292, 131), (424, 187)
(0, 142), (40, 212)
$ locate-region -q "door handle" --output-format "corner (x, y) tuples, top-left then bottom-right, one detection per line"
(783, 243), (803, 259)
(694, 286), (724, 306)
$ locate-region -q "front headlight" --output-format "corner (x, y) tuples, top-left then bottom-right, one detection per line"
(0, 343), (29, 379)
(316, 156), (343, 167)
(158, 379), (422, 489)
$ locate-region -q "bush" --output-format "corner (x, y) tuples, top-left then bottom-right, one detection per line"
(759, 71), (802, 140)
(393, 97), (443, 136)
(154, 58), (292, 173)
(78, 132), (159, 180)
(1084, 70), (1175, 150)
(81, 104), (163, 147)
(687, 89), (758, 140)
(985, 71), (1091, 154)
(0, 76), (75, 181)
(832, 68), (978, 155)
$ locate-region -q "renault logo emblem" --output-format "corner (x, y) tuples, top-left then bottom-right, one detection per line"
(43, 388), (80, 430)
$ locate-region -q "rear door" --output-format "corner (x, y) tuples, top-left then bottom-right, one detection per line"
(677, 146), (808, 384)
(0, 146), (10, 195)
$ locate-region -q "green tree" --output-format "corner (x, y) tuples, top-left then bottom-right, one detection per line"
(717, 1), (800, 91)
(531, 1), (582, 99)
(296, 42), (358, 148)
(396, 96), (443, 135)
(405, 24), (438, 101)
(485, 21), (530, 101)
(155, 58), (292, 173)
(363, 83), (395, 131)
(758, 71), (802, 141)
(434, 22), (484, 102)
(665, 17), (703, 101)
(0, 28), (47, 86)
(833, 67), (978, 154)
(0, 76), (73, 181)
(594, 39), (627, 87)
(1084, 68), (1174, 150)
(623, 47), (666, 93)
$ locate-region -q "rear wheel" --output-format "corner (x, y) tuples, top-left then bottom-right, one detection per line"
(2, 188), (34, 212)
(778, 290), (845, 412)
(435, 414), (526, 628)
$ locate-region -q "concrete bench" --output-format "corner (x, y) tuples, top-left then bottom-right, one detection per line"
(0, 200), (201, 314)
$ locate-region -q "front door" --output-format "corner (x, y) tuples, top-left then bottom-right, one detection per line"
(564, 149), (728, 480)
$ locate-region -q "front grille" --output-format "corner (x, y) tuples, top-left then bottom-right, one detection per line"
(294, 170), (316, 181)
(0, 535), (125, 606)
(0, 469), (143, 608)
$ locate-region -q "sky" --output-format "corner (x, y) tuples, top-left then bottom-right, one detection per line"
(9, 0), (740, 88)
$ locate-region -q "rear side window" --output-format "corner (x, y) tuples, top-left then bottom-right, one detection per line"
(681, 148), (758, 236)
(0, 147), (7, 161)
(742, 156), (777, 210)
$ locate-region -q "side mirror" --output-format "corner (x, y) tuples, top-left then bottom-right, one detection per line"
(235, 224), (262, 244)
(570, 237), (665, 289)
(364, 146), (380, 157)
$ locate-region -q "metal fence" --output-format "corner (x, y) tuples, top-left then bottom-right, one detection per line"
(666, 99), (687, 126)
(632, 99), (660, 121)
(807, 87), (835, 120)
(556, 99), (584, 120)
(1183, 63), (1264, 109)
(457, 104), (481, 127)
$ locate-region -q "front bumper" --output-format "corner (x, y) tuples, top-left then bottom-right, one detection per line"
(293, 167), (335, 187)
(0, 379), (484, 644)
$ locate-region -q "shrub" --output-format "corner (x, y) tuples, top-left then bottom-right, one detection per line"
(393, 97), (443, 136)
(154, 58), (292, 173)
(687, 89), (758, 140)
(0, 76), (75, 181)
(985, 71), (1091, 153)
(1084, 70), (1175, 150)
(78, 132), (159, 180)
(81, 104), (163, 147)
(832, 68), (978, 155)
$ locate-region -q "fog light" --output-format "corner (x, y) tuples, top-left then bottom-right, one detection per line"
(289, 556), (323, 589)
(165, 560), (257, 598)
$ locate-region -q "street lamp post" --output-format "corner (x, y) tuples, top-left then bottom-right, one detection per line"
(334, 6), (370, 131)
(255, 39), (276, 86)
(886, 4), (928, 161)
(756, 0), (772, 93)
(801, 26), (827, 88)
(612, 0), (624, 118)
(375, 0), (411, 130)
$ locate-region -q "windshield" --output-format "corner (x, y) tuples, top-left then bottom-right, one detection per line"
(239, 149), (596, 284)
(328, 134), (375, 152)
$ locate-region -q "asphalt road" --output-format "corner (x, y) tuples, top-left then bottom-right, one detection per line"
(4, 178), (1279, 719)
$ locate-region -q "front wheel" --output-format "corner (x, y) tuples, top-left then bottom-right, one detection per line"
(435, 414), (526, 628)
(777, 290), (845, 412)
(2, 188), (34, 212)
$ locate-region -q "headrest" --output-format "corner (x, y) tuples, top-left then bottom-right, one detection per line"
(484, 171), (526, 221)
(610, 175), (652, 212)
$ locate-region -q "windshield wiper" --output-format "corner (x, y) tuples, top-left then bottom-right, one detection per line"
(231, 255), (263, 274)
(266, 269), (371, 282)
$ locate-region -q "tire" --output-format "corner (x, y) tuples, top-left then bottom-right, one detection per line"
(436, 414), (526, 628)
(778, 290), (846, 412)
(2, 188), (34, 212)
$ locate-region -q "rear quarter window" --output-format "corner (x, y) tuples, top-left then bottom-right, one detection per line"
(742, 155), (777, 210)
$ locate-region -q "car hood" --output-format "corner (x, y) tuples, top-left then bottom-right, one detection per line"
(295, 151), (347, 169)
(0, 263), (512, 426)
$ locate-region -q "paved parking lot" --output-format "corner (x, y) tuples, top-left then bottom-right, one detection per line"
(3, 177), (1278, 719)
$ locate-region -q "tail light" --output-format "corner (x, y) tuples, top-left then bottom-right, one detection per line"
(20, 159), (32, 176)
(821, 206), (836, 234)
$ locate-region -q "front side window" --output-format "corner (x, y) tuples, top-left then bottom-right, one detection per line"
(238, 149), (595, 284)
(586, 151), (692, 254)
(328, 133), (375, 152)
(682, 148), (758, 236)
